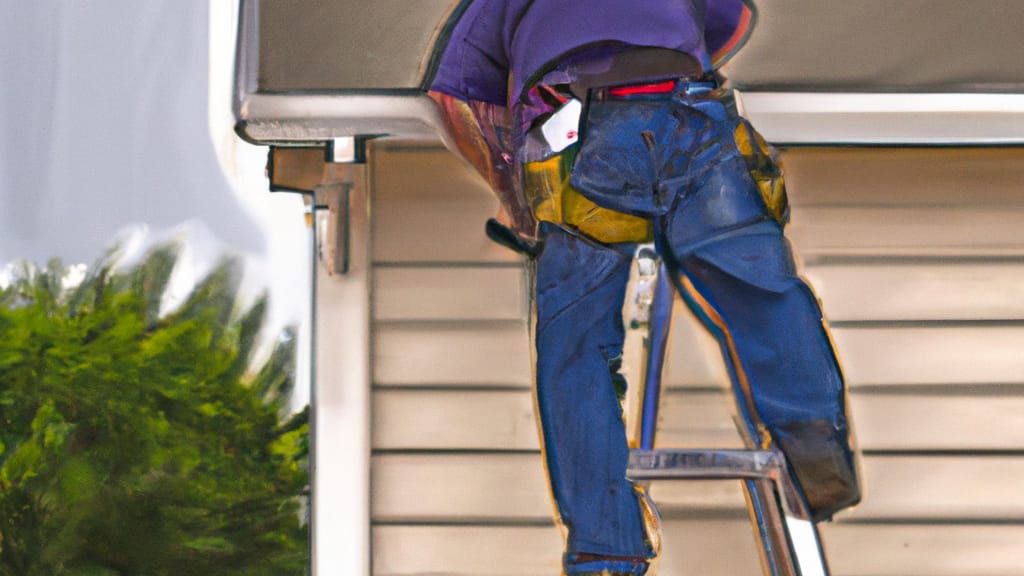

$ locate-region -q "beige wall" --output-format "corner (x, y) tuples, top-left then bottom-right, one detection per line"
(363, 140), (1024, 575)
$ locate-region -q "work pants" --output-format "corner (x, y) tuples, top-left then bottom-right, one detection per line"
(529, 83), (860, 574)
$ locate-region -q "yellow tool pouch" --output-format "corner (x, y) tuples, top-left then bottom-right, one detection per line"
(733, 120), (790, 225)
(523, 149), (653, 244)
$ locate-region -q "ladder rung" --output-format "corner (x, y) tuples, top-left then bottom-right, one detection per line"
(627, 448), (783, 481)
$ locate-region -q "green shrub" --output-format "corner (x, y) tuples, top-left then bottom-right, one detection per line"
(0, 245), (308, 575)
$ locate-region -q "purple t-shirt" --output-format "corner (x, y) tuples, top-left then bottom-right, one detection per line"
(431, 0), (755, 105)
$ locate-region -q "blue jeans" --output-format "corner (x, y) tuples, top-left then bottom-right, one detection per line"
(531, 84), (859, 574)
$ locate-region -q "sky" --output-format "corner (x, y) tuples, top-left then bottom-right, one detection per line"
(0, 0), (312, 403)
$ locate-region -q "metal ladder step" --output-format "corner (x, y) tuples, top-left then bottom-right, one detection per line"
(627, 448), (830, 576)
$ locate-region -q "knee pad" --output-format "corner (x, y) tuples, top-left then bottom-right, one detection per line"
(773, 419), (861, 521)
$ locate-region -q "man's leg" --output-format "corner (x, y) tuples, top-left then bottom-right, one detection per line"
(533, 223), (656, 575)
(570, 91), (859, 520)
(666, 220), (860, 521)
(654, 107), (860, 521)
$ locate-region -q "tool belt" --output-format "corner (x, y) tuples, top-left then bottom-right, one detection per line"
(522, 74), (788, 242)
(522, 77), (702, 244)
(520, 78), (681, 244)
(523, 145), (654, 244)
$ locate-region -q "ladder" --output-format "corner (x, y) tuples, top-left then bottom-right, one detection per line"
(624, 251), (831, 576)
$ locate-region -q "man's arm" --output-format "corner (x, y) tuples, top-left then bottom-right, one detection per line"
(706, 0), (757, 68)
(428, 90), (536, 237)
(427, 0), (536, 237)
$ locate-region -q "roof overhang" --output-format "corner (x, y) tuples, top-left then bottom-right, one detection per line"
(234, 0), (1024, 146)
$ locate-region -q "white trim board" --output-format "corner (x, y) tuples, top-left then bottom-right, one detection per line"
(739, 92), (1024, 145)
(236, 92), (1024, 145)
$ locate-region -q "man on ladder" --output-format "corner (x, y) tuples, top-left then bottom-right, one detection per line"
(428, 2), (860, 574)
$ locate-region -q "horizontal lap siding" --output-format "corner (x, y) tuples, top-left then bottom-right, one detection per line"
(371, 143), (520, 264)
(373, 322), (531, 386)
(374, 322), (1024, 388)
(374, 267), (527, 322)
(375, 260), (1024, 323)
(374, 389), (1024, 452)
(373, 523), (1024, 576)
(782, 148), (1024, 208)
(367, 142), (1024, 575)
(372, 453), (1024, 522)
(788, 206), (1024, 257)
(807, 263), (1024, 322)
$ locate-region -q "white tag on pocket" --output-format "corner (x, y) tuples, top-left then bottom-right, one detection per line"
(541, 98), (582, 153)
